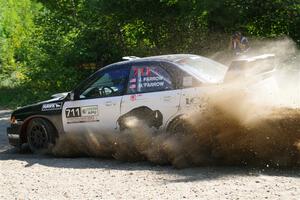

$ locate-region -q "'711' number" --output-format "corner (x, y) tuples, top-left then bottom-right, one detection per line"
(65, 107), (81, 118)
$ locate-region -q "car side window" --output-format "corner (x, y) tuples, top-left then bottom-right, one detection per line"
(127, 64), (174, 94)
(80, 67), (130, 99)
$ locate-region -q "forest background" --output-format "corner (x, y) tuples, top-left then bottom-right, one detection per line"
(0, 0), (299, 108)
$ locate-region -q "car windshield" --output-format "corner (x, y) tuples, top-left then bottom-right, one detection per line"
(175, 55), (228, 83)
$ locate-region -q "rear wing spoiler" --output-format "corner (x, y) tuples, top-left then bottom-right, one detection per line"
(225, 54), (276, 82)
(122, 56), (140, 61)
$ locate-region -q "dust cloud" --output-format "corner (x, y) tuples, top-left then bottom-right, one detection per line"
(52, 38), (300, 168)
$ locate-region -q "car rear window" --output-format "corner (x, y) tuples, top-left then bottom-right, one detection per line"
(175, 55), (228, 83)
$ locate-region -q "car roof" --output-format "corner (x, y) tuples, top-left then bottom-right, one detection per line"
(103, 54), (228, 83)
(112, 54), (199, 65)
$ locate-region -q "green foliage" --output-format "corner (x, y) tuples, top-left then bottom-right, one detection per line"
(0, 0), (300, 108)
(227, 0), (300, 40)
(0, 0), (38, 74)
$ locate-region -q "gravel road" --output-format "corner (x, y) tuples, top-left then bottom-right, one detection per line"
(0, 110), (299, 200)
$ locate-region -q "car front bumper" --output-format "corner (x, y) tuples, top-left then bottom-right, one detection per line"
(7, 123), (22, 147)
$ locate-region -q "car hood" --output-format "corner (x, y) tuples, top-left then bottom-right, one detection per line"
(12, 96), (66, 121)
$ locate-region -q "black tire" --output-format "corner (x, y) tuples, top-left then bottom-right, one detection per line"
(26, 118), (56, 153)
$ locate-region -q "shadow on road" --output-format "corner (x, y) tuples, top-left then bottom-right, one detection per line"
(1, 147), (299, 183)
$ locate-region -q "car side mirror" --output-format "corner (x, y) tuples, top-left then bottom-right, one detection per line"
(69, 92), (75, 101)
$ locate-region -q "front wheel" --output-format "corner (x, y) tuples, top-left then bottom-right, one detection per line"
(26, 118), (56, 153)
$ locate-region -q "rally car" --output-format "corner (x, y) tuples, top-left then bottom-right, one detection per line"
(7, 54), (273, 153)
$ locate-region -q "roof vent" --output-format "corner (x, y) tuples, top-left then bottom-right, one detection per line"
(122, 56), (140, 61)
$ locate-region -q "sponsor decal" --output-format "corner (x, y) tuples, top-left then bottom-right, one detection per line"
(81, 106), (98, 116)
(66, 116), (99, 124)
(142, 81), (164, 88)
(133, 66), (156, 77)
(42, 102), (62, 111)
(142, 76), (164, 82)
(118, 106), (163, 130)
(130, 95), (136, 101)
(129, 66), (171, 92)
(129, 78), (136, 83)
(65, 105), (99, 124)
(129, 84), (136, 89)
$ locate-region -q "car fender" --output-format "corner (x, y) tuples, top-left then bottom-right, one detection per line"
(20, 114), (63, 143)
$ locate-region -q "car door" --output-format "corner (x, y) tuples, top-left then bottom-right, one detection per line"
(62, 65), (130, 134)
(119, 62), (181, 130)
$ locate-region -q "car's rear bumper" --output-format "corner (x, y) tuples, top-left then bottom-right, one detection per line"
(7, 123), (22, 147)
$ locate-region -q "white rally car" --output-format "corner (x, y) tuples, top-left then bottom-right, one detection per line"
(8, 54), (271, 152)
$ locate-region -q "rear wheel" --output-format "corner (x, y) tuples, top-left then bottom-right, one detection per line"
(26, 118), (56, 153)
(167, 117), (191, 136)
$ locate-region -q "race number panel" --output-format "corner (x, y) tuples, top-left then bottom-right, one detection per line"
(65, 106), (99, 124)
(65, 107), (81, 118)
(62, 97), (122, 133)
